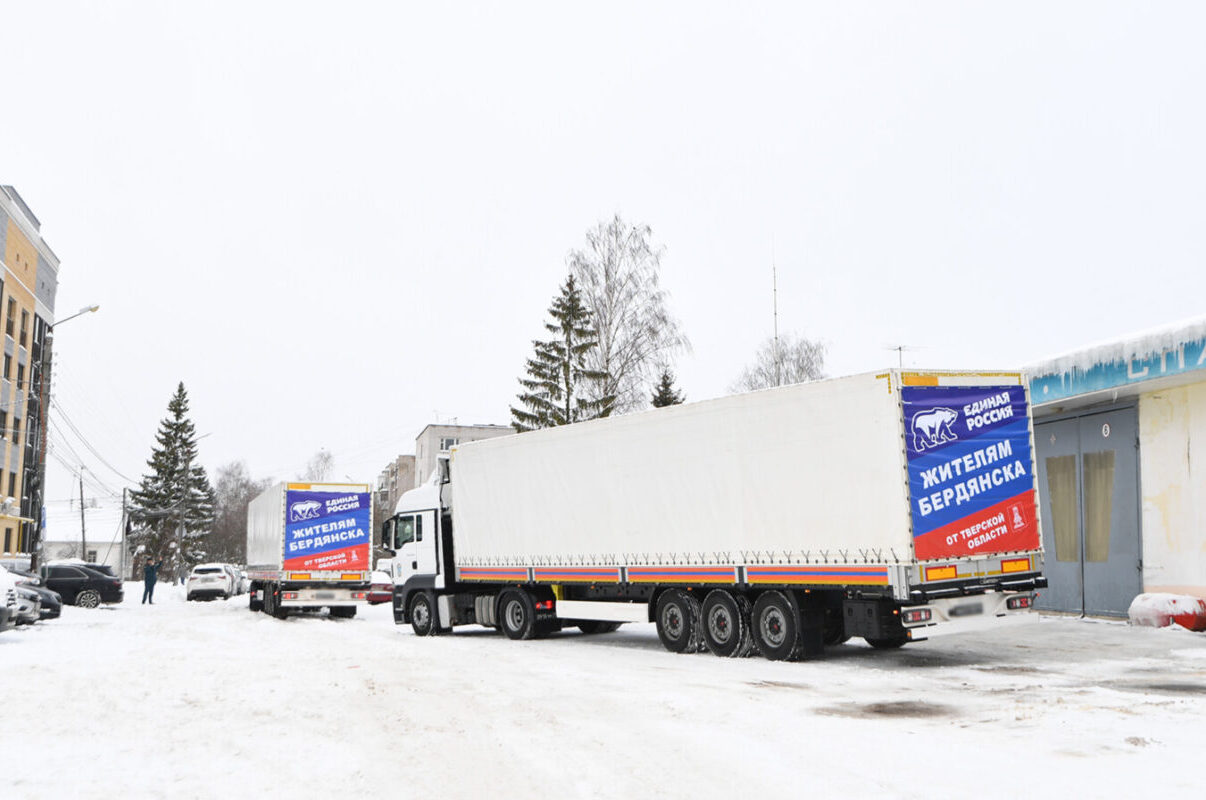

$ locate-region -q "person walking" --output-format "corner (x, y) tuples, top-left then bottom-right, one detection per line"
(142, 556), (164, 604)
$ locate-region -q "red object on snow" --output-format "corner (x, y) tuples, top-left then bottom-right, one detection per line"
(1128, 593), (1206, 632)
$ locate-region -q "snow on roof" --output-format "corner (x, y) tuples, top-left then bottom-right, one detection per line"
(1027, 313), (1206, 378)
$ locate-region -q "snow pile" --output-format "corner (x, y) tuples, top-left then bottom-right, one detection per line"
(1128, 593), (1206, 632)
(1028, 315), (1206, 378)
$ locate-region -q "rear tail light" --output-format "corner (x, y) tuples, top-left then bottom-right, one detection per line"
(534, 600), (554, 611)
(283, 592), (299, 600)
(1007, 595), (1032, 610)
(903, 608), (932, 624)
(352, 592), (366, 600)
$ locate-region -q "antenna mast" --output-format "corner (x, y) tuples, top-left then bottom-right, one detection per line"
(772, 241), (780, 387)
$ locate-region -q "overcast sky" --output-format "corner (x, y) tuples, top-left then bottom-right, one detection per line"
(3, 2), (1204, 504)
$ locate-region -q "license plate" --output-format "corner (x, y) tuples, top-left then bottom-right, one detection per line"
(314, 592), (335, 600)
(949, 602), (984, 618)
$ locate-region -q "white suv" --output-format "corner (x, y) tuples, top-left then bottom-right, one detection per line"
(186, 564), (234, 601)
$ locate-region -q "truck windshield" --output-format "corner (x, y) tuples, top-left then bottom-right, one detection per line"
(394, 515), (421, 548)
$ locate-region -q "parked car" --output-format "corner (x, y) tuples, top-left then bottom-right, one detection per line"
(41, 564), (125, 607)
(5, 568), (62, 619)
(43, 559), (118, 578)
(27, 584), (62, 619)
(221, 564), (245, 595)
(186, 564), (234, 601)
(368, 571), (392, 605)
(13, 586), (41, 625)
(0, 568), (17, 632)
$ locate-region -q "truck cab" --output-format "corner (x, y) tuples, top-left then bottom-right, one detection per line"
(381, 459), (453, 626)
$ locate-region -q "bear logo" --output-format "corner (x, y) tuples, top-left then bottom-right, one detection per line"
(289, 500), (322, 522)
(911, 407), (958, 451)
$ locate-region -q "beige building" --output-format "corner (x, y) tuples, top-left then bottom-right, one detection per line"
(376, 424), (513, 517)
(414, 424), (513, 487)
(0, 186), (59, 560)
(375, 454), (416, 520)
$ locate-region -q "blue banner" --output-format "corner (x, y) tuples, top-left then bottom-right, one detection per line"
(902, 385), (1039, 559)
(283, 489), (372, 571)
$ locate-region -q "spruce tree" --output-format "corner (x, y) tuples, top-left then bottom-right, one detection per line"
(129, 383), (216, 579)
(511, 275), (614, 432)
(650, 369), (686, 407)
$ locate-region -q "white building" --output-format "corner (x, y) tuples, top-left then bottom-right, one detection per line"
(41, 498), (127, 576)
(1027, 316), (1206, 616)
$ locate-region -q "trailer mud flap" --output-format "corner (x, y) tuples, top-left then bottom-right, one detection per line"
(842, 597), (906, 641)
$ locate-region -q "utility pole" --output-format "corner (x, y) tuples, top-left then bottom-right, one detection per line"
(177, 450), (188, 583)
(30, 304), (98, 571)
(120, 488), (128, 580)
(78, 470), (87, 561)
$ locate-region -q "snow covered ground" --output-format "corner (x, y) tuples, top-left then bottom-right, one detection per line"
(4, 584), (1205, 799)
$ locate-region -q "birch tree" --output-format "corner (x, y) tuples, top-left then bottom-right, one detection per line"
(730, 333), (826, 392)
(569, 214), (689, 413)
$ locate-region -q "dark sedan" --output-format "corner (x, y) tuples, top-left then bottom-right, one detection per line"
(41, 564), (124, 607)
(5, 568), (63, 618)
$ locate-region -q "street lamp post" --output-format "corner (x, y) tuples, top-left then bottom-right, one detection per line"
(29, 304), (99, 571)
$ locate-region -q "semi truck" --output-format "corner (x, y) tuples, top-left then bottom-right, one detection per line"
(384, 370), (1047, 660)
(246, 482), (373, 619)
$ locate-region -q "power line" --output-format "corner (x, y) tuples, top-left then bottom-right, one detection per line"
(50, 402), (138, 483)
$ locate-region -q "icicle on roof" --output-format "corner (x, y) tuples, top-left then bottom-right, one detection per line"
(1028, 314), (1206, 378)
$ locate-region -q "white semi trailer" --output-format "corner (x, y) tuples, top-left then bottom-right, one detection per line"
(246, 482), (373, 619)
(384, 370), (1047, 660)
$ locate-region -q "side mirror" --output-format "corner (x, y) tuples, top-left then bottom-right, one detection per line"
(380, 518), (396, 555)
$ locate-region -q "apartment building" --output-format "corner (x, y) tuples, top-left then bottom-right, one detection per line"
(0, 186), (58, 558)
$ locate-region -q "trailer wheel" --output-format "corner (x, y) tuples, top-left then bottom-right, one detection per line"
(751, 590), (801, 661)
(655, 589), (703, 654)
(499, 589), (536, 640)
(701, 590), (753, 658)
(409, 592), (437, 636)
(866, 635), (908, 649)
(577, 621), (622, 635)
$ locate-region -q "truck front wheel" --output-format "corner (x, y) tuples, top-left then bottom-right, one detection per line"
(409, 592), (436, 636)
(499, 589), (536, 640)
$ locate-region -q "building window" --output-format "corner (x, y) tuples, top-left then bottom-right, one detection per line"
(439, 437), (459, 452)
(0, 410), (7, 440)
(2, 354), (9, 381)
(10, 418), (18, 444)
(7, 471), (15, 498)
(16, 363), (23, 390)
(2, 528), (9, 553)
(4, 298), (13, 338)
(19, 310), (27, 348)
